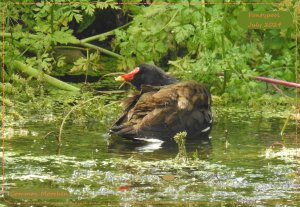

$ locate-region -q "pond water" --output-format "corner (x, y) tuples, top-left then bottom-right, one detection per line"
(2, 106), (299, 206)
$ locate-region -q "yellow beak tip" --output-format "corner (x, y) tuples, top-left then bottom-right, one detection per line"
(115, 76), (125, 82)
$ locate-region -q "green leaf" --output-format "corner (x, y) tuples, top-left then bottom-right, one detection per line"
(73, 13), (83, 23)
(82, 4), (95, 16)
(136, 42), (148, 52)
(52, 31), (78, 44)
(174, 24), (195, 43)
(155, 41), (167, 53)
(77, 14), (95, 33)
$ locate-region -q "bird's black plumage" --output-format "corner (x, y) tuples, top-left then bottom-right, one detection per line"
(110, 64), (213, 140)
(129, 64), (178, 90)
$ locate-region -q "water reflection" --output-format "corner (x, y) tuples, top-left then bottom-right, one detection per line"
(108, 134), (212, 160)
(3, 107), (298, 205)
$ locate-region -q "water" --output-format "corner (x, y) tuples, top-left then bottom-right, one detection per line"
(2, 106), (299, 206)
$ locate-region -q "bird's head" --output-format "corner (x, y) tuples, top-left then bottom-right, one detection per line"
(115, 64), (177, 90)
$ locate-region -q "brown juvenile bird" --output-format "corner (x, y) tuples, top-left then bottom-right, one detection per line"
(109, 64), (212, 140)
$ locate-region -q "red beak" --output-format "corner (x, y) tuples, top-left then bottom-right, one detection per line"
(115, 67), (140, 82)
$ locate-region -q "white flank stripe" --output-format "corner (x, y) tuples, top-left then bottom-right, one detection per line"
(134, 138), (164, 143)
(201, 127), (210, 132)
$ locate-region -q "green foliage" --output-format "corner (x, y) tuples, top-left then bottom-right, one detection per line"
(55, 91), (122, 133)
(2, 0), (299, 107)
(2, 0), (119, 78)
(113, 1), (298, 104)
(70, 51), (102, 74)
(2, 0), (120, 105)
(174, 131), (188, 162)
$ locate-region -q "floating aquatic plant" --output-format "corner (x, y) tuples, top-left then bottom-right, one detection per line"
(265, 147), (299, 163)
(173, 131), (188, 162)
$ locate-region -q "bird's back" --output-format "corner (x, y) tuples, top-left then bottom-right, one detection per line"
(110, 81), (212, 140)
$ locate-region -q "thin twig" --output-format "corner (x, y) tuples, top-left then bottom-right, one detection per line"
(281, 114), (291, 137)
(78, 42), (122, 59)
(54, 46), (88, 51)
(102, 72), (125, 77)
(58, 96), (103, 143)
(271, 83), (289, 97)
(155, 9), (179, 34)
(96, 90), (125, 94)
(118, 81), (127, 89)
(81, 22), (132, 43)
(43, 131), (55, 140)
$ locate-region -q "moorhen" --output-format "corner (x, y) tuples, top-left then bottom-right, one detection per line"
(110, 64), (213, 140)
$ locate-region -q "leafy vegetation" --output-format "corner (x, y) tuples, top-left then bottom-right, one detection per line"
(174, 131), (188, 161)
(1, 0), (299, 122)
(113, 0), (299, 105)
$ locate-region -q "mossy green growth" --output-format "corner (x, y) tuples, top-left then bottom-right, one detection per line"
(173, 131), (188, 162)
